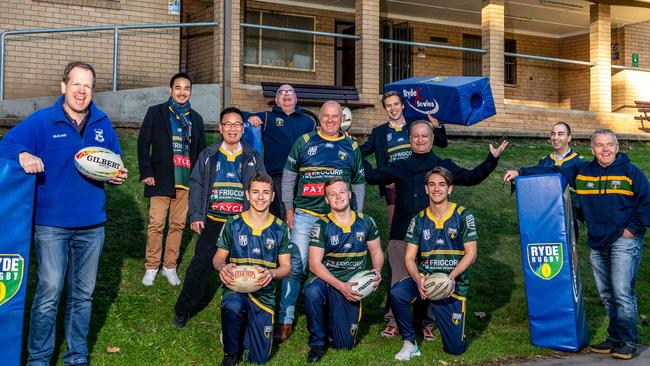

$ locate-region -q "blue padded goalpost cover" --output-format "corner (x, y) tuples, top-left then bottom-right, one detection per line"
(0, 158), (35, 366)
(384, 76), (496, 126)
(515, 173), (589, 352)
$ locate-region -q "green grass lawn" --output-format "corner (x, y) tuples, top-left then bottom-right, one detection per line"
(18, 132), (650, 365)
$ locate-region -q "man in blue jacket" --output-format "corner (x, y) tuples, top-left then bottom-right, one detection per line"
(504, 129), (650, 360)
(244, 84), (317, 219)
(0, 61), (127, 366)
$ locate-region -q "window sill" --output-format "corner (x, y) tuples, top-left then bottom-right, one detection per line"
(35, 0), (121, 10)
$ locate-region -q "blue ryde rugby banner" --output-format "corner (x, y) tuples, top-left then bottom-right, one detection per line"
(0, 158), (35, 366)
(384, 76), (496, 126)
(515, 174), (589, 352)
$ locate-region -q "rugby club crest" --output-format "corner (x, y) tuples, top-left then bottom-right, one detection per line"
(527, 243), (563, 280)
(0, 254), (24, 306)
(337, 150), (348, 160)
(355, 231), (365, 242)
(275, 118), (284, 127)
(452, 312), (463, 325)
(447, 227), (458, 239)
(264, 325), (273, 339)
(266, 238), (275, 250)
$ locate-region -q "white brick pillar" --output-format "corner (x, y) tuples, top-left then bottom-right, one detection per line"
(590, 3), (611, 113)
(355, 0), (380, 99)
(481, 0), (505, 113)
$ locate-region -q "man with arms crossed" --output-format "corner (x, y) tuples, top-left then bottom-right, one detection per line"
(0, 61), (127, 366)
(391, 167), (477, 360)
(214, 173), (291, 366)
(303, 177), (384, 363)
(504, 129), (649, 360)
(275, 101), (366, 342)
(138, 72), (206, 286)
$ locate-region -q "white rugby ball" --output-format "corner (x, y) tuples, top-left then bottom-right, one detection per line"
(74, 146), (123, 182)
(226, 264), (263, 293)
(349, 270), (376, 299)
(423, 272), (454, 301)
(341, 106), (352, 132)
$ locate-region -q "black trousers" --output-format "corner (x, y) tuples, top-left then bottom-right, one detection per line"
(174, 219), (224, 317)
(270, 173), (286, 220)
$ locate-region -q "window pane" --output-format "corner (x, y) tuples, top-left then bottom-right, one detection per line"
(462, 34), (482, 77)
(505, 39), (517, 85)
(261, 13), (314, 70)
(244, 11), (260, 65)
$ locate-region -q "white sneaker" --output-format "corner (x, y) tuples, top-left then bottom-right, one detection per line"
(162, 267), (181, 286)
(395, 340), (421, 361)
(142, 269), (158, 286)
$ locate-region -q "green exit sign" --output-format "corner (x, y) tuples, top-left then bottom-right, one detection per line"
(633, 53), (639, 67)
(430, 36), (448, 43)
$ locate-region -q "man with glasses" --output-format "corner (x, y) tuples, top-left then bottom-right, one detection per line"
(244, 84), (317, 219)
(137, 72), (206, 287)
(171, 107), (265, 328)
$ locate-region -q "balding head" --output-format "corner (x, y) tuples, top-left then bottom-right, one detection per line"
(275, 84), (297, 114)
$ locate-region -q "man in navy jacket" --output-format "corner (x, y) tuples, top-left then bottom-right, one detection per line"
(137, 72), (206, 287)
(504, 129), (650, 360)
(0, 61), (127, 366)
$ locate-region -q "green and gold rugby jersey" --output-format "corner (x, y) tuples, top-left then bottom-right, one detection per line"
(285, 131), (365, 216)
(386, 123), (412, 164)
(405, 204), (477, 297)
(207, 145), (244, 222)
(217, 213), (292, 310)
(308, 212), (379, 282)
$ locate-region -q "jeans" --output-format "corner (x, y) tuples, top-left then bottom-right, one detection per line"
(278, 209), (320, 324)
(590, 235), (644, 348)
(28, 225), (104, 366)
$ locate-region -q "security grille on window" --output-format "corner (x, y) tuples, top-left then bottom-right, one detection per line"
(505, 39), (517, 85)
(462, 34), (482, 77)
(244, 11), (315, 71)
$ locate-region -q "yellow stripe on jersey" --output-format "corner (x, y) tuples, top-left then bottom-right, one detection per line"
(231, 257), (278, 268)
(212, 182), (244, 188)
(387, 144), (411, 153)
(421, 249), (465, 256)
(576, 175), (632, 184)
(207, 215), (227, 222)
(576, 189), (634, 196)
(327, 250), (367, 258)
(297, 208), (326, 218)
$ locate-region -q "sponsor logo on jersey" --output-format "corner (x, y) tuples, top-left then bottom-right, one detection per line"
(465, 214), (476, 231)
(52, 133), (67, 139)
(226, 172), (236, 178)
(325, 143), (334, 149)
(173, 154), (191, 168)
(252, 247), (261, 255)
(330, 235), (339, 246)
(211, 202), (243, 213)
(397, 137), (405, 142)
(355, 231), (365, 242)
(326, 259), (363, 269)
(387, 133), (392, 142)
(302, 183), (325, 196)
(343, 243), (352, 249)
(94, 128), (105, 143)
(423, 229), (431, 241)
(287, 156), (296, 165)
(586, 182), (595, 188)
(0, 254), (24, 306)
(311, 224), (321, 239)
(275, 118), (285, 127)
(307, 146), (318, 156)
(239, 235), (248, 247)
(216, 161), (221, 171)
(435, 238), (445, 245)
(527, 243), (563, 280)
(266, 238), (275, 250)
(447, 227), (458, 239)
(452, 312), (463, 325)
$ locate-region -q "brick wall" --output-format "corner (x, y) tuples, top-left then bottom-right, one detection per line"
(1, 0), (180, 99)
(181, 0), (216, 84)
(557, 34), (590, 110)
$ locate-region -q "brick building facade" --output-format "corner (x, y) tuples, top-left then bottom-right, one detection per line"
(2, 0), (650, 136)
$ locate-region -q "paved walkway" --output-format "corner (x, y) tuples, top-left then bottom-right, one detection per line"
(514, 345), (649, 366)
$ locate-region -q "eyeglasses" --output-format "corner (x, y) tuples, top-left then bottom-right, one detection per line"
(221, 122), (244, 129)
(278, 90), (296, 96)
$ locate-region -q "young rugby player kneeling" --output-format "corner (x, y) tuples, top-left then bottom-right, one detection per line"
(213, 173), (292, 365)
(303, 177), (384, 363)
(391, 167), (478, 360)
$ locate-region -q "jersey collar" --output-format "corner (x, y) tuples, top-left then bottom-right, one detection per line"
(327, 211), (356, 233)
(426, 203), (457, 229)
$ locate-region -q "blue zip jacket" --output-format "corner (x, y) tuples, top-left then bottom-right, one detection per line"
(243, 105), (316, 175)
(0, 96), (122, 228)
(521, 153), (650, 249)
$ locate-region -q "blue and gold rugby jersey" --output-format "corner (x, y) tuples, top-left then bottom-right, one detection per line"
(405, 204), (477, 297)
(386, 124), (412, 164)
(207, 145), (244, 221)
(285, 131), (365, 216)
(217, 212), (292, 309)
(308, 211), (379, 282)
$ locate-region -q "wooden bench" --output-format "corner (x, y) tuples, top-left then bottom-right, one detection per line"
(634, 100), (650, 129)
(261, 82), (375, 109)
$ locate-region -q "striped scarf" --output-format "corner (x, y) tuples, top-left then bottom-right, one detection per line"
(168, 96), (192, 154)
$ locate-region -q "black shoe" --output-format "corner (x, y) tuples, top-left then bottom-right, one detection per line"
(307, 345), (326, 363)
(171, 314), (189, 328)
(611, 344), (638, 360)
(220, 354), (239, 366)
(589, 339), (618, 354)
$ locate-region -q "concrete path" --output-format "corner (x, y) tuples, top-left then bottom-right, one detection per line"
(514, 345), (649, 366)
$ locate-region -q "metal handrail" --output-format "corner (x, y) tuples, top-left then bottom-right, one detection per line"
(0, 22), (219, 100)
(240, 23), (360, 40)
